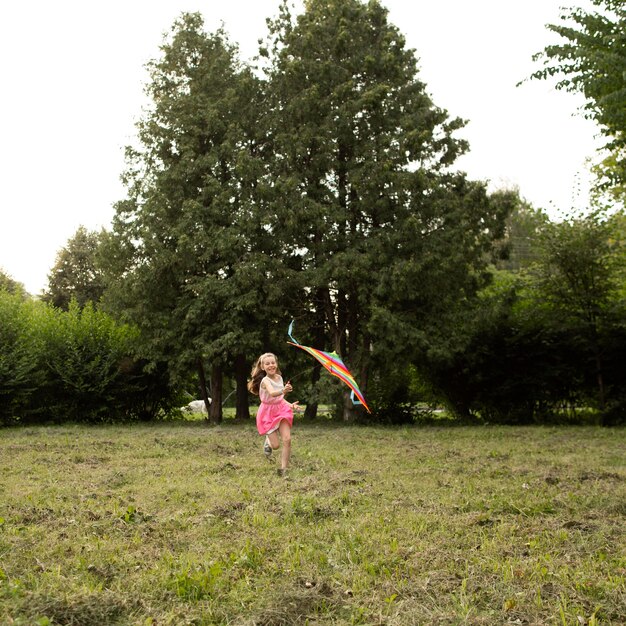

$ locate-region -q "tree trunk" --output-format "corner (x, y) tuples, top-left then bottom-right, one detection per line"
(342, 388), (358, 422)
(303, 310), (325, 420)
(234, 353), (250, 421)
(322, 287), (340, 351)
(196, 357), (212, 423)
(209, 364), (223, 424)
(595, 351), (606, 424)
(589, 322), (605, 421)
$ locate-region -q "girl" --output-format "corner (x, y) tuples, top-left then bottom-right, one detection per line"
(248, 352), (299, 476)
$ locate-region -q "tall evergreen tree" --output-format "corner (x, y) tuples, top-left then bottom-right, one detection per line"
(103, 13), (267, 422)
(260, 0), (509, 419)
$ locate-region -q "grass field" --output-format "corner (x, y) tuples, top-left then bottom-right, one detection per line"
(0, 421), (624, 625)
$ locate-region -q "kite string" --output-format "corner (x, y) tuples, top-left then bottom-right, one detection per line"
(287, 365), (316, 382)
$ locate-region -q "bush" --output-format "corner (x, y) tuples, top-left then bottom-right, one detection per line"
(115, 357), (184, 421)
(365, 365), (425, 425)
(30, 302), (138, 421)
(0, 294), (180, 424)
(0, 291), (44, 424)
(422, 269), (626, 425)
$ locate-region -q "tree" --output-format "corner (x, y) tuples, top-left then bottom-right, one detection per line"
(419, 271), (580, 423)
(533, 209), (622, 415)
(103, 13), (269, 423)
(492, 188), (549, 271)
(530, 0), (626, 200)
(43, 226), (106, 310)
(260, 0), (510, 419)
(0, 268), (27, 296)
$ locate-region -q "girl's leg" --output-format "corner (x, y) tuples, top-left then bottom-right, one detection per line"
(267, 430), (280, 451)
(278, 420), (292, 470)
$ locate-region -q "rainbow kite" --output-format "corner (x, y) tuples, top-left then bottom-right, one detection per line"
(287, 320), (371, 413)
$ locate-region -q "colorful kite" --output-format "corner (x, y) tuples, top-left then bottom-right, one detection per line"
(287, 320), (371, 413)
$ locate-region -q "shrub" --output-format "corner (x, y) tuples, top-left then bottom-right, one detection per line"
(0, 291), (44, 424)
(28, 301), (138, 421)
(1, 295), (181, 424)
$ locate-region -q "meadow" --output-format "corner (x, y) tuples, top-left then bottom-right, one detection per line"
(0, 421), (624, 625)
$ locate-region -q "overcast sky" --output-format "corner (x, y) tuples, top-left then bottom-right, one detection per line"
(0, 0), (600, 294)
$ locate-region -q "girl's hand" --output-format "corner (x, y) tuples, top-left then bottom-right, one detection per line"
(283, 381), (293, 395)
(292, 401), (302, 413)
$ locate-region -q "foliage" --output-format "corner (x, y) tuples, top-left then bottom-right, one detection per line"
(423, 207), (626, 425)
(33, 301), (138, 422)
(103, 13), (270, 423)
(532, 209), (623, 416)
(260, 0), (510, 419)
(0, 269), (27, 296)
(42, 226), (106, 310)
(365, 364), (427, 425)
(0, 291), (43, 423)
(0, 294), (178, 424)
(1, 423), (624, 624)
(423, 272), (588, 423)
(530, 0), (626, 200)
(492, 188), (550, 271)
(535, 210), (621, 323)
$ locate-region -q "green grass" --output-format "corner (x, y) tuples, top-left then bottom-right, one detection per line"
(0, 422), (624, 625)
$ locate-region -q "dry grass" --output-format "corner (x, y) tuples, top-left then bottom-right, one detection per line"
(0, 422), (624, 625)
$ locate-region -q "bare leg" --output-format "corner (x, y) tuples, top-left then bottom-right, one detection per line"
(267, 431), (280, 451)
(278, 420), (292, 470)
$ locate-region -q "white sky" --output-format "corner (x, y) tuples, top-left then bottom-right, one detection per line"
(0, 0), (600, 294)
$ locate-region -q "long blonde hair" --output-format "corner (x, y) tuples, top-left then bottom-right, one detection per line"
(247, 352), (282, 395)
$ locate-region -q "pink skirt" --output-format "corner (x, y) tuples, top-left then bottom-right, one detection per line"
(256, 399), (294, 435)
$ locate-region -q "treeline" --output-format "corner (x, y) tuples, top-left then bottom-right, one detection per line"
(2, 205), (624, 426)
(2, 0), (625, 426)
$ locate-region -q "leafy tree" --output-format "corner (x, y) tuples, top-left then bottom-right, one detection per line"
(43, 226), (106, 310)
(260, 0), (510, 419)
(533, 209), (622, 415)
(492, 189), (549, 271)
(609, 209), (626, 288)
(530, 0), (626, 200)
(435, 271), (593, 423)
(0, 268), (27, 296)
(103, 13), (269, 423)
(419, 208), (626, 425)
